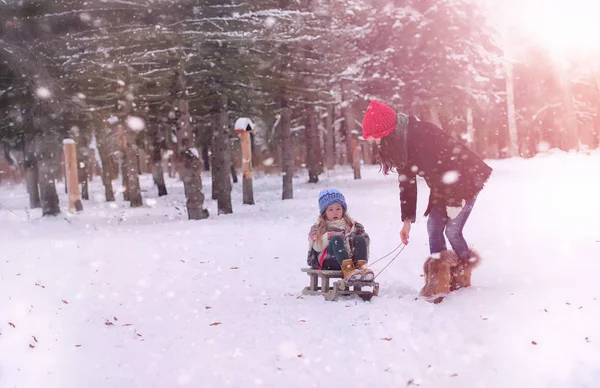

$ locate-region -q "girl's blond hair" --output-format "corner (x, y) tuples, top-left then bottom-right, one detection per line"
(315, 212), (353, 249)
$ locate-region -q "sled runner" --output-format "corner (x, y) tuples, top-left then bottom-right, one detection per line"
(300, 268), (379, 301)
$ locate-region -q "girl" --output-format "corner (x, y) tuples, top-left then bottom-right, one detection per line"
(361, 100), (492, 302)
(306, 189), (374, 282)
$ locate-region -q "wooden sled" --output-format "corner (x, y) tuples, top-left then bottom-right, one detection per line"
(301, 268), (379, 301)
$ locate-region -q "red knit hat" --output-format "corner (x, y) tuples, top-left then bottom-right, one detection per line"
(362, 100), (396, 139)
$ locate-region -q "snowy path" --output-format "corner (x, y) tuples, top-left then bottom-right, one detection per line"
(1, 151), (599, 388)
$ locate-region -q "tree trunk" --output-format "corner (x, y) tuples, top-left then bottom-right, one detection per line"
(119, 127), (129, 201)
(466, 105), (475, 149)
(212, 93), (233, 214)
(559, 70), (579, 151)
(202, 145), (210, 171)
(125, 135), (143, 207)
(171, 65), (209, 219)
(281, 101), (293, 200)
(152, 149), (167, 197)
(24, 138), (41, 209)
(35, 133), (60, 216)
(504, 60), (519, 157)
(117, 84), (143, 207)
(230, 163), (238, 184)
(148, 119), (167, 197)
(78, 147), (89, 201)
(181, 148), (209, 219)
(324, 104), (335, 170)
(211, 131), (217, 200)
(95, 127), (115, 201)
(305, 112), (319, 183)
(341, 84), (361, 179)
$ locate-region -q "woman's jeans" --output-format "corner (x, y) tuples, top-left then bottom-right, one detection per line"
(426, 196), (476, 260)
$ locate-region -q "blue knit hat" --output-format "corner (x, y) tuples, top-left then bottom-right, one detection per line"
(318, 189), (347, 214)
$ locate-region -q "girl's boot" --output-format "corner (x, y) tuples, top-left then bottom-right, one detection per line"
(355, 260), (375, 281)
(341, 259), (362, 281)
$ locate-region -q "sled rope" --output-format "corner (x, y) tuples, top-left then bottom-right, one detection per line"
(371, 243), (406, 279)
(368, 243), (403, 266)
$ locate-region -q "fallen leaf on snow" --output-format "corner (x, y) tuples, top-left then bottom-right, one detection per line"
(544, 309), (548, 313)
(531, 341), (538, 345)
(297, 354), (302, 358)
(113, 316), (118, 321)
(35, 282), (45, 288)
(381, 337), (392, 341)
(585, 337), (591, 342)
(205, 306), (212, 310)
(62, 300), (69, 304)
(75, 344), (82, 347)
(29, 344), (35, 349)
(209, 322), (222, 326)
(122, 324), (133, 327)
(104, 320), (114, 326)
(450, 373), (458, 377)
(8, 322), (15, 328)
(230, 267), (239, 270)
(298, 319), (306, 323)
(32, 336), (38, 342)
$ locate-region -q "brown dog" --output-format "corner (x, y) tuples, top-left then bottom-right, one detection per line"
(420, 250), (459, 304)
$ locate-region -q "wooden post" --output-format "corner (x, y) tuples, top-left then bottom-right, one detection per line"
(63, 139), (83, 212)
(234, 118), (254, 205)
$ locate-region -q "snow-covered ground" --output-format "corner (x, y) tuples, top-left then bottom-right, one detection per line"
(1, 150), (599, 388)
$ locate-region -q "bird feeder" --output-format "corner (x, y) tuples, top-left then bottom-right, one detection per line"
(234, 117), (254, 205)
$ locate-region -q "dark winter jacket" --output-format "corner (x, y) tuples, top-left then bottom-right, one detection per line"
(399, 116), (492, 222)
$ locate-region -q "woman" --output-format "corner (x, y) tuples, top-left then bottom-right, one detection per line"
(361, 100), (492, 303)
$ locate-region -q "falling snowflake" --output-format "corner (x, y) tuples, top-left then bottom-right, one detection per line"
(442, 170), (460, 185)
(262, 157), (274, 167)
(126, 116), (145, 132)
(537, 141), (550, 152)
(79, 12), (91, 22)
(35, 87), (52, 99)
(264, 16), (276, 28)
(188, 148), (200, 158)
